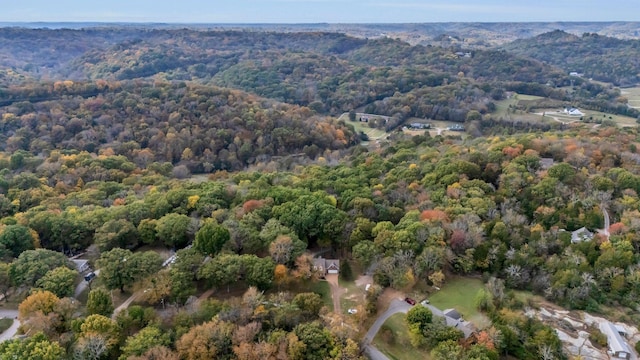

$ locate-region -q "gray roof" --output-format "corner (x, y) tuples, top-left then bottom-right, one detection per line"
(571, 227), (594, 243)
(600, 321), (631, 356)
(444, 308), (461, 320)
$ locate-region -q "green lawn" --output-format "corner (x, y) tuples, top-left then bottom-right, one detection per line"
(427, 277), (491, 329)
(373, 313), (432, 360)
(0, 318), (13, 334)
(622, 86), (640, 109)
(309, 281), (333, 312)
(338, 112), (389, 140)
(339, 278), (365, 315)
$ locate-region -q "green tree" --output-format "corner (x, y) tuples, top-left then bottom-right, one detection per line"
(35, 266), (78, 298)
(137, 218), (158, 245)
(194, 221), (229, 256)
(156, 213), (192, 248)
(120, 326), (170, 359)
(0, 224), (34, 258)
(0, 332), (65, 360)
(97, 248), (134, 292)
(293, 321), (335, 360)
(94, 219), (138, 251)
(87, 288), (114, 317)
(243, 255), (276, 290)
(97, 248), (161, 293)
(406, 305), (433, 333)
(0, 263), (10, 301)
(431, 340), (463, 360)
(292, 292), (324, 320)
(9, 249), (71, 287)
(197, 253), (242, 291)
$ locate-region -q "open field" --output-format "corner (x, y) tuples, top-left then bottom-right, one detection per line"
(540, 108), (638, 127)
(622, 86), (640, 109)
(373, 313), (432, 360)
(427, 277), (491, 329)
(494, 93), (545, 118)
(338, 112), (389, 140)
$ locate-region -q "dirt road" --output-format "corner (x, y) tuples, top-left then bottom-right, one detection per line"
(325, 274), (344, 314)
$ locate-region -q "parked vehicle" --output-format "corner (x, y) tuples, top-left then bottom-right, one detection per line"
(84, 272), (96, 282)
(404, 297), (416, 305)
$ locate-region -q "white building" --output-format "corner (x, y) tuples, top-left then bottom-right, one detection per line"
(564, 107), (585, 117)
(599, 321), (632, 359)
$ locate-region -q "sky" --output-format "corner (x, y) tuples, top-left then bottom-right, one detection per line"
(1, 0), (639, 23)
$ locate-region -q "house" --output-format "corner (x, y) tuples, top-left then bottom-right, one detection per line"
(447, 124), (465, 132)
(313, 257), (340, 275)
(564, 107), (585, 117)
(569, 71), (583, 77)
(409, 122), (431, 130)
(71, 259), (90, 273)
(571, 227), (594, 243)
(600, 321), (632, 359)
(444, 308), (462, 320)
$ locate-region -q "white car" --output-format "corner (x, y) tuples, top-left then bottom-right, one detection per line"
(421, 299), (430, 306)
(347, 308), (358, 314)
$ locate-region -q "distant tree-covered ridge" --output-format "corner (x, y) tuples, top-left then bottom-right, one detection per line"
(502, 30), (640, 87)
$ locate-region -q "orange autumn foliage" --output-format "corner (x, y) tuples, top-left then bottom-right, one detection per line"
(420, 209), (449, 222)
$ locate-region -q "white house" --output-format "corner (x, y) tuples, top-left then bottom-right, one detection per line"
(600, 321), (632, 359)
(571, 227), (594, 243)
(564, 107), (585, 117)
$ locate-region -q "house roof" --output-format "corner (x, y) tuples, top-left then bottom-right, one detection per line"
(600, 321), (631, 355)
(326, 259), (340, 270)
(443, 308), (461, 320)
(71, 259), (89, 271)
(313, 258), (325, 269)
(571, 227), (593, 243)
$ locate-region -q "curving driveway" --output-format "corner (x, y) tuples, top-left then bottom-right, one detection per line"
(363, 299), (411, 360)
(0, 309), (19, 342)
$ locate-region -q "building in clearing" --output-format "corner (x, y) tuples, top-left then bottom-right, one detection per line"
(571, 227), (594, 243)
(564, 107), (585, 116)
(599, 321), (632, 359)
(71, 259), (90, 273)
(313, 257), (340, 276)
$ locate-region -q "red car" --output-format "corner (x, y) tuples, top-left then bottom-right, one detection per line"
(404, 297), (416, 305)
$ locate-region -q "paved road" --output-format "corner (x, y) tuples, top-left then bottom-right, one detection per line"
(0, 309), (19, 342)
(363, 299), (411, 360)
(74, 269), (101, 298)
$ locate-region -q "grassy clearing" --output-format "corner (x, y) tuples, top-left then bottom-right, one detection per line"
(309, 281), (333, 311)
(0, 318), (13, 334)
(541, 108), (637, 127)
(622, 87), (640, 109)
(338, 112), (389, 140)
(373, 313), (432, 360)
(493, 93), (545, 118)
(427, 277), (491, 329)
(339, 278), (365, 314)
